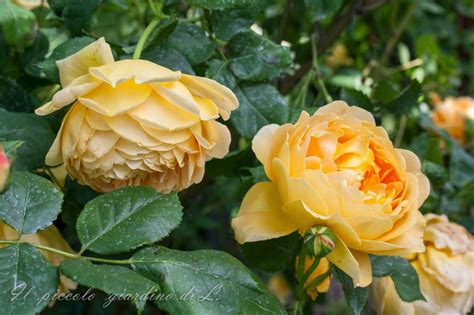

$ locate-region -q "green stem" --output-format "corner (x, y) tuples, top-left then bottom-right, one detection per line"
(310, 35), (332, 103)
(296, 245), (307, 282)
(132, 17), (161, 60)
(0, 240), (133, 265)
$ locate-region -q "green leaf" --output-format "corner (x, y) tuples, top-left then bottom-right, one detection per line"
(48, 0), (67, 16)
(0, 243), (58, 315)
(371, 255), (425, 302)
(340, 88), (374, 111)
(241, 232), (299, 272)
(409, 133), (443, 165)
(0, 110), (55, 171)
(62, 0), (101, 35)
(228, 30), (291, 81)
(164, 23), (215, 66)
(76, 186), (183, 254)
(187, 0), (250, 10)
(39, 36), (95, 83)
(384, 80), (422, 115)
(60, 259), (158, 311)
(305, 0), (343, 22)
(0, 76), (35, 112)
(421, 160), (447, 188)
(372, 80), (398, 104)
(132, 246), (286, 314)
(334, 268), (368, 315)
(210, 3), (266, 41)
(205, 59), (237, 89)
(142, 46), (195, 75)
(0, 0), (36, 50)
(0, 171), (63, 235)
(231, 83), (289, 138)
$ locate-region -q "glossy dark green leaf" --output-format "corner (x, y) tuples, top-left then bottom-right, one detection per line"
(340, 88), (374, 111)
(39, 36), (95, 83)
(60, 259), (158, 311)
(241, 232), (299, 272)
(62, 0), (101, 34)
(0, 171), (63, 234)
(371, 255), (425, 302)
(409, 133), (443, 165)
(142, 46), (194, 74)
(228, 31), (291, 81)
(132, 246), (286, 314)
(384, 80), (422, 115)
(231, 83), (289, 138)
(76, 186), (183, 254)
(0, 110), (55, 171)
(0, 76), (35, 112)
(0, 0), (36, 49)
(210, 3), (267, 41)
(0, 243), (58, 315)
(164, 23), (215, 65)
(422, 160), (448, 188)
(334, 268), (368, 315)
(205, 59), (238, 89)
(372, 80), (399, 104)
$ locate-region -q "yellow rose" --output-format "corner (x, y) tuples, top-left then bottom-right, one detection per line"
(371, 214), (474, 315)
(0, 222), (77, 293)
(431, 96), (474, 144)
(0, 145), (10, 192)
(35, 38), (238, 193)
(231, 101), (430, 287)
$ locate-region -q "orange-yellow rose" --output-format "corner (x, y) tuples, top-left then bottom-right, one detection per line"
(231, 101), (430, 287)
(0, 222), (76, 293)
(35, 38), (238, 193)
(371, 214), (474, 315)
(431, 95), (474, 144)
(0, 145), (10, 192)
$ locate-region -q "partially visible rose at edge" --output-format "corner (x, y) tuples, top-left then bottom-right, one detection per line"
(35, 38), (238, 193)
(232, 101), (430, 287)
(371, 214), (474, 315)
(0, 146), (10, 192)
(431, 94), (474, 144)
